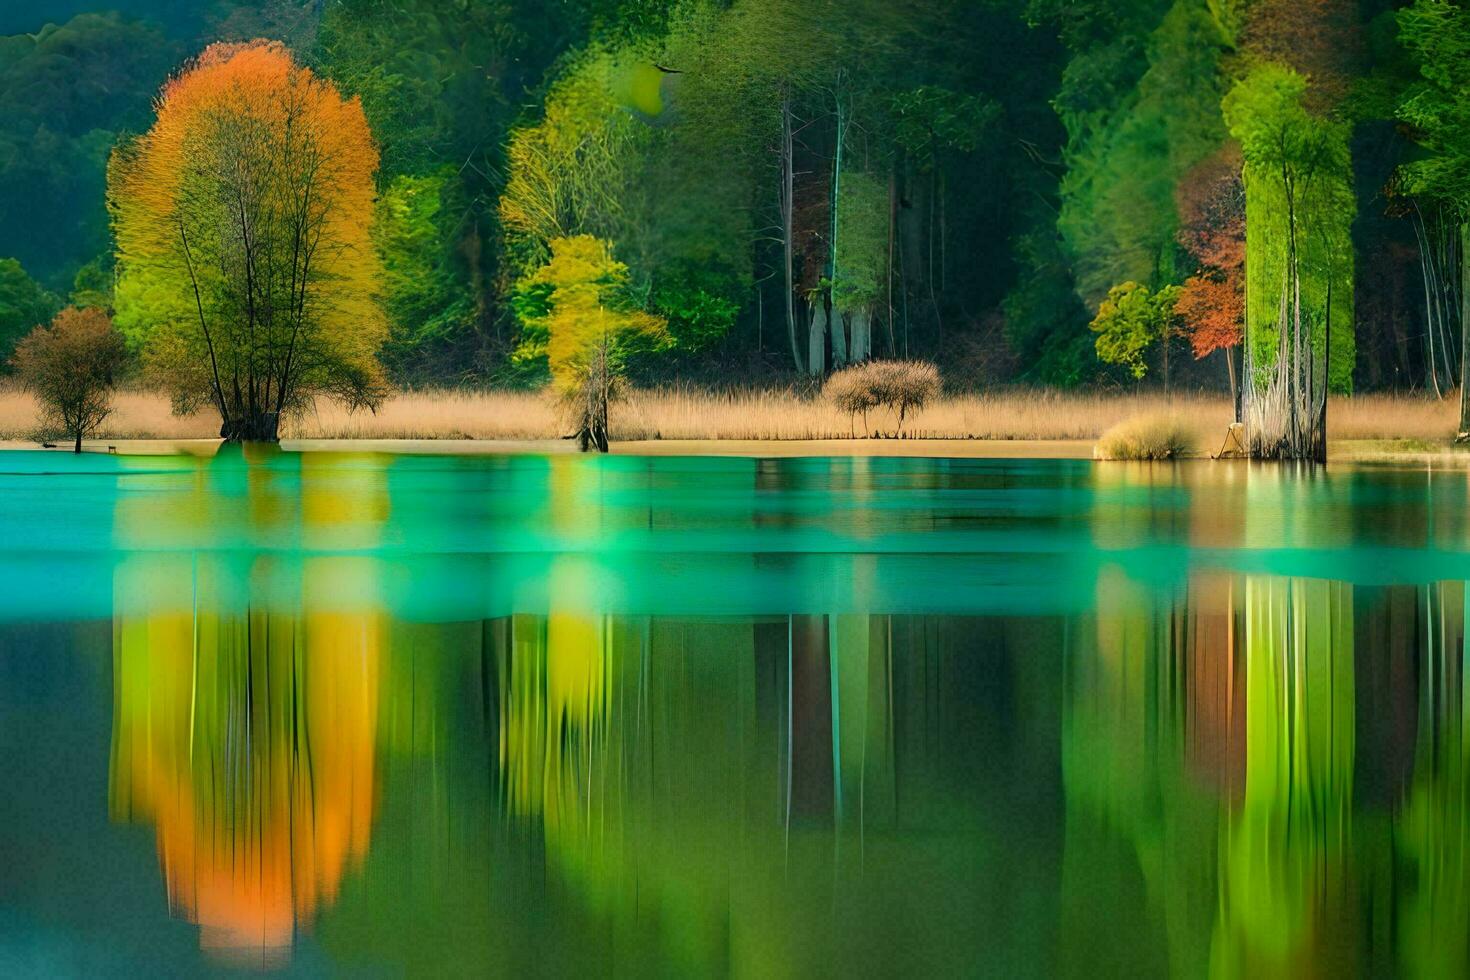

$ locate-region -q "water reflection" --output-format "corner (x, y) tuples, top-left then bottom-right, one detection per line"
(109, 562), (382, 965)
(8, 451), (1470, 973)
(1062, 568), (1470, 978)
(109, 449), (386, 966)
(102, 572), (1470, 974)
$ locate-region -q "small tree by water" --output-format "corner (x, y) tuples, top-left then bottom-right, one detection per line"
(517, 236), (667, 452)
(12, 307), (127, 452)
(824, 360), (941, 437)
(1224, 65), (1354, 462)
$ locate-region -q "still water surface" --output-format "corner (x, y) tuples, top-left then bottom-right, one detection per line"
(2, 447), (1469, 976)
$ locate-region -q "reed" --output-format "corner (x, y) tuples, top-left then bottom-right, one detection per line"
(0, 384), (1456, 444)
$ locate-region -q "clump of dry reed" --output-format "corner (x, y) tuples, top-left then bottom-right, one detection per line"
(1094, 414), (1196, 460)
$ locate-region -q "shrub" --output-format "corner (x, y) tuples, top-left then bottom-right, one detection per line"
(1094, 413), (1195, 460)
(12, 307), (127, 452)
(871, 360), (942, 434)
(0, 258), (58, 355)
(824, 360), (942, 437)
(824, 365), (883, 434)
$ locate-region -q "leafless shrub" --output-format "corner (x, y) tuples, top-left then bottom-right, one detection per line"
(825, 360), (941, 437)
(824, 365), (884, 435)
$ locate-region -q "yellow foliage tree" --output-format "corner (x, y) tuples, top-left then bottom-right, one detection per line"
(517, 235), (667, 387)
(498, 49), (660, 280)
(514, 235), (666, 450)
(109, 41), (387, 441)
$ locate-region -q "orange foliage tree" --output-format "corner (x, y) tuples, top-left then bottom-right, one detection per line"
(110, 41), (386, 442)
(1175, 145), (1245, 414)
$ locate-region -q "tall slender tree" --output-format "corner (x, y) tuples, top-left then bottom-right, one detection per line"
(1397, 0), (1470, 440)
(1224, 65), (1354, 460)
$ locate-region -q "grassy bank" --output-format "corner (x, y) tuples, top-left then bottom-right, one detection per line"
(0, 386), (1458, 446)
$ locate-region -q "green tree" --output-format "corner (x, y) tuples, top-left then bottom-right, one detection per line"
(0, 258), (58, 358)
(0, 14), (177, 289)
(1090, 280), (1182, 384)
(651, 262), (742, 354)
(830, 171), (890, 361)
(513, 235), (667, 387)
(317, 0), (668, 379)
(499, 45), (658, 281)
(1397, 0), (1470, 438)
(69, 255), (113, 311)
(374, 172), (479, 381)
(515, 235), (667, 450)
(498, 18), (761, 362)
(1058, 1), (1230, 306)
(1224, 64), (1354, 459)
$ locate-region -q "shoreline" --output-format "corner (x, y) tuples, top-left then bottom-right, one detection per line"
(1, 435), (1465, 464)
(0, 437), (1100, 459)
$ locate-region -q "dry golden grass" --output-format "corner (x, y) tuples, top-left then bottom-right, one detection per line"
(0, 384), (1457, 444)
(617, 387), (1182, 440)
(0, 388), (220, 440)
(288, 389), (563, 440)
(1327, 391), (1460, 441)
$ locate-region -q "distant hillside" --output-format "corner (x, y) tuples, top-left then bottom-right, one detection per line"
(0, 1), (202, 37)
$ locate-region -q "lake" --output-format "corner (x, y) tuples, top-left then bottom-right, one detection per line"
(1, 447), (1468, 976)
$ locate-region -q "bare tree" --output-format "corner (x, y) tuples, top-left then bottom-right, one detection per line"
(562, 338), (618, 452)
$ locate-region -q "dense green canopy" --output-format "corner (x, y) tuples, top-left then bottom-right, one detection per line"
(0, 0), (1460, 398)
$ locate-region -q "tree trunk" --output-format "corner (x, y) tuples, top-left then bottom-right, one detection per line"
(827, 83), (846, 373)
(1317, 274), (1331, 464)
(886, 168), (896, 357)
(782, 95), (803, 374)
(850, 309), (870, 361)
(1412, 205), (1444, 398)
(809, 303), (827, 377)
(928, 170), (942, 346)
(832, 310), (848, 368)
(1226, 345), (1239, 424)
(1460, 222), (1470, 442)
(73, 431), (82, 454)
(220, 412), (281, 443)
(939, 169), (947, 295)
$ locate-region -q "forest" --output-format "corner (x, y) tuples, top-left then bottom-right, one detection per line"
(2, 0), (1470, 456)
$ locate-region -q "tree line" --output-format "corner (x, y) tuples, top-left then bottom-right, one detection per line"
(6, 1), (1470, 456)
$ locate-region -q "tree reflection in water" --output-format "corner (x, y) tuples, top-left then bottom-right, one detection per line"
(77, 452), (1470, 974)
(109, 448), (384, 966)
